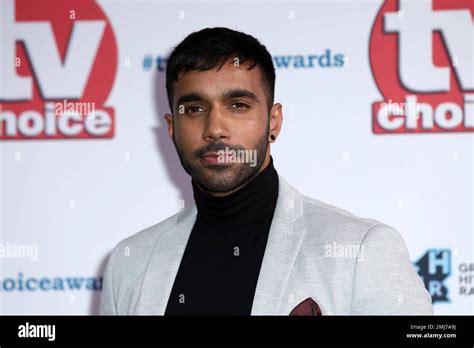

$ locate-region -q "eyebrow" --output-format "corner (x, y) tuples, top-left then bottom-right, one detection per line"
(175, 88), (260, 109)
(222, 89), (259, 102)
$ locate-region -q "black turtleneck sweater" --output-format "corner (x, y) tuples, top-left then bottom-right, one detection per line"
(165, 157), (279, 315)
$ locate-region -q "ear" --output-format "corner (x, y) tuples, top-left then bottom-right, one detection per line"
(164, 113), (174, 140)
(269, 103), (283, 140)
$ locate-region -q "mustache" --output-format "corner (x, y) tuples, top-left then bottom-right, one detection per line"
(193, 142), (246, 159)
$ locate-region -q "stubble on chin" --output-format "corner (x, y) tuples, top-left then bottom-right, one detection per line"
(174, 133), (268, 194)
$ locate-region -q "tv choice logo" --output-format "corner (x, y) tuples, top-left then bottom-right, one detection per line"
(0, 0), (117, 140)
(414, 249), (451, 304)
(370, 0), (474, 134)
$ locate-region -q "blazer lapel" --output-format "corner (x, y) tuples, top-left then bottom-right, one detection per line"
(251, 176), (307, 315)
(136, 175), (306, 315)
(136, 205), (197, 314)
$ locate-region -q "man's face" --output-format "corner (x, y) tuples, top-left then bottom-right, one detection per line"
(165, 60), (272, 194)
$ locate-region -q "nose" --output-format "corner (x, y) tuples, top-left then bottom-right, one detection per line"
(202, 106), (230, 142)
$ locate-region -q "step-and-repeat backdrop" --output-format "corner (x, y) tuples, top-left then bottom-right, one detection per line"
(1, 0), (473, 314)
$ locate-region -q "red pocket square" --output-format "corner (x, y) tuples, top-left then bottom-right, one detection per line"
(289, 297), (322, 316)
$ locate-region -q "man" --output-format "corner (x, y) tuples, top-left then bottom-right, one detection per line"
(100, 27), (433, 315)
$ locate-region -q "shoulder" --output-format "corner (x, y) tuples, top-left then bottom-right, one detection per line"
(100, 207), (195, 314)
(281, 179), (433, 314)
(106, 207), (193, 274)
(277, 175), (397, 246)
(297, 190), (387, 242)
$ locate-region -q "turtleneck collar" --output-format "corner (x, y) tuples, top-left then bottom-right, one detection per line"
(191, 156), (279, 236)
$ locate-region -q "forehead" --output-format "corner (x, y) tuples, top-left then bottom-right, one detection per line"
(173, 61), (265, 101)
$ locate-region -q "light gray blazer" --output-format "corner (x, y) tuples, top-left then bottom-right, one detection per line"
(100, 176), (433, 315)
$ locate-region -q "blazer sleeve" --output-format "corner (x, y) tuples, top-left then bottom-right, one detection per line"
(350, 223), (433, 315)
(99, 246), (118, 315)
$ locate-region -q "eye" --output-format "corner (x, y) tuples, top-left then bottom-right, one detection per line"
(230, 102), (249, 110)
(185, 106), (205, 114)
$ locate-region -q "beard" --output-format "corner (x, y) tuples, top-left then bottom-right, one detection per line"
(173, 128), (269, 194)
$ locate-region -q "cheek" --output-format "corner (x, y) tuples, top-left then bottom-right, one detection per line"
(175, 120), (201, 148)
(231, 113), (267, 139)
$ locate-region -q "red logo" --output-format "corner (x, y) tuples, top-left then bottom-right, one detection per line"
(370, 0), (473, 134)
(0, 0), (117, 140)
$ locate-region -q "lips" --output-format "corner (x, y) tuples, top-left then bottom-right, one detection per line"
(201, 152), (219, 158)
(201, 152), (223, 165)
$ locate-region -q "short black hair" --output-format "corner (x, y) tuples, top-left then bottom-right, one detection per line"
(165, 27), (275, 113)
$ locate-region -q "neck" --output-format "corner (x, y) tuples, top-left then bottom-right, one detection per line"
(191, 156), (279, 234)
